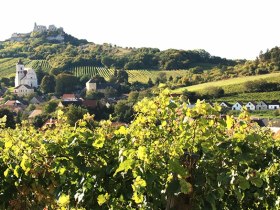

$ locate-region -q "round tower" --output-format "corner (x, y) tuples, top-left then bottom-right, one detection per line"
(15, 59), (25, 87)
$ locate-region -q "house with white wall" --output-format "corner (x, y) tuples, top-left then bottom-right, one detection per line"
(232, 102), (243, 111)
(256, 101), (268, 110)
(14, 84), (34, 97)
(245, 102), (256, 111)
(268, 101), (280, 110)
(220, 102), (232, 108)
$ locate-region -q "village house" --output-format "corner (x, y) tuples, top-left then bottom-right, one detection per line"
(28, 109), (43, 121)
(14, 84), (34, 97)
(255, 101), (268, 110)
(1, 100), (26, 112)
(220, 102), (232, 108)
(58, 100), (82, 108)
(30, 96), (44, 104)
(62, 94), (79, 101)
(86, 79), (117, 93)
(232, 102), (243, 111)
(41, 118), (58, 130)
(245, 101), (256, 111)
(82, 100), (98, 109)
(268, 101), (280, 110)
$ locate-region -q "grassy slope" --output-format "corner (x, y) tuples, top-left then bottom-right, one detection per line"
(173, 72), (280, 94)
(0, 58), (190, 83)
(215, 91), (280, 103)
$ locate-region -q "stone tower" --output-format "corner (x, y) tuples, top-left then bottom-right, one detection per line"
(15, 59), (25, 87)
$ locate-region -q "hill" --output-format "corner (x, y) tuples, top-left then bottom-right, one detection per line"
(2, 24), (280, 90)
(0, 24), (238, 78)
(173, 72), (280, 94)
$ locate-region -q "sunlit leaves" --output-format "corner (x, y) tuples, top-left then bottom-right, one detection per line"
(97, 193), (110, 206)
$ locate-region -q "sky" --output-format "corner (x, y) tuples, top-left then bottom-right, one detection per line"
(0, 0), (280, 60)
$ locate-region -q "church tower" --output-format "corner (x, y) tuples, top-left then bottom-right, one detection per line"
(15, 59), (25, 87)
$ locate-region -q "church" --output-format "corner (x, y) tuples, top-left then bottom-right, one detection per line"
(14, 60), (38, 96)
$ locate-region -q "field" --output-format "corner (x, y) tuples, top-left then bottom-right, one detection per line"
(173, 72), (280, 94)
(0, 58), (53, 78)
(71, 66), (189, 83)
(27, 60), (52, 72)
(0, 58), (190, 83)
(0, 58), (32, 77)
(215, 91), (280, 103)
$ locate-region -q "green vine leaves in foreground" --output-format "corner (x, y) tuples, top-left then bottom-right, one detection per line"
(0, 89), (279, 209)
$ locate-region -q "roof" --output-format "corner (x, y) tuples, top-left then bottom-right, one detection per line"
(268, 100), (280, 106)
(30, 96), (44, 103)
(4, 100), (22, 106)
(256, 101), (268, 105)
(14, 84), (33, 90)
(96, 83), (118, 90)
(233, 101), (243, 106)
(87, 79), (96, 83)
(82, 100), (98, 108)
(28, 109), (42, 119)
(245, 101), (257, 106)
(62, 94), (77, 101)
(59, 100), (82, 107)
(17, 59), (23, 65)
(170, 93), (182, 97)
(220, 102), (232, 107)
(41, 118), (58, 130)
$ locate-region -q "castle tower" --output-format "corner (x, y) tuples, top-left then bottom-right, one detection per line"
(15, 59), (25, 87)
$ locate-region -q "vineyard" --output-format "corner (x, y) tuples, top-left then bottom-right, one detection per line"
(0, 58), (32, 77)
(71, 66), (115, 80)
(71, 66), (189, 83)
(0, 58), (52, 78)
(0, 91), (279, 209)
(216, 91), (280, 103)
(173, 72), (280, 94)
(27, 60), (52, 72)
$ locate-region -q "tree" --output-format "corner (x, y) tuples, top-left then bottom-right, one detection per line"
(115, 69), (128, 84)
(36, 68), (46, 84)
(65, 105), (88, 126)
(41, 75), (55, 94)
(0, 108), (15, 128)
(86, 91), (105, 100)
(0, 91), (278, 209)
(55, 73), (79, 95)
(113, 100), (134, 123)
(147, 78), (154, 87)
(101, 56), (115, 68)
(43, 101), (58, 114)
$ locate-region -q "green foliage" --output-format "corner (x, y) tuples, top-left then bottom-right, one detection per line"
(40, 75), (56, 94)
(0, 90), (279, 209)
(55, 73), (79, 94)
(43, 101), (58, 114)
(85, 91), (104, 100)
(0, 108), (15, 128)
(64, 105), (88, 126)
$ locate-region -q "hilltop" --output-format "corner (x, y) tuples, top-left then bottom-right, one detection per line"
(1, 24), (280, 92)
(0, 23), (238, 76)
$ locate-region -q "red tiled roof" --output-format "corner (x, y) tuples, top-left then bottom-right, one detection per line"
(62, 94), (76, 100)
(82, 100), (97, 108)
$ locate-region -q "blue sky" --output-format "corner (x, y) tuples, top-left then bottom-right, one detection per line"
(1, 0), (280, 60)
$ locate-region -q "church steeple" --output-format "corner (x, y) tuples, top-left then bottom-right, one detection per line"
(17, 59), (23, 65)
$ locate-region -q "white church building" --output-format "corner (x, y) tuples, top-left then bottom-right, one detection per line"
(14, 60), (38, 96)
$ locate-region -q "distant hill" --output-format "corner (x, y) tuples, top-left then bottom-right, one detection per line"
(2, 23), (280, 90)
(173, 72), (280, 94)
(0, 24), (239, 76)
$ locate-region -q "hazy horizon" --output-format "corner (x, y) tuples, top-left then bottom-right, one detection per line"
(1, 0), (280, 60)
